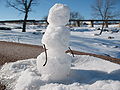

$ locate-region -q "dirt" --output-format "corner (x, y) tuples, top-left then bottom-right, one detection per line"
(0, 41), (44, 90)
(0, 41), (44, 66)
(0, 41), (120, 90)
(0, 82), (6, 90)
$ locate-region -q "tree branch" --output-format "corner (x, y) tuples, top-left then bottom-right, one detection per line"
(7, 1), (25, 12)
(43, 44), (48, 66)
(68, 47), (75, 57)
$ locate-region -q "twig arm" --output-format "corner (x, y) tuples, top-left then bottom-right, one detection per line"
(68, 47), (75, 57)
(43, 44), (48, 66)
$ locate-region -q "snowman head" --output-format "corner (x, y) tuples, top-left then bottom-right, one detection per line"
(47, 3), (70, 26)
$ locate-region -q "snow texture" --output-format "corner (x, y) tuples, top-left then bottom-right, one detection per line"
(47, 3), (70, 26)
(37, 3), (72, 81)
(0, 3), (120, 90)
(42, 3), (70, 50)
(0, 55), (120, 90)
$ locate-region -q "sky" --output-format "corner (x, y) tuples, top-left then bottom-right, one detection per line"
(0, 0), (120, 20)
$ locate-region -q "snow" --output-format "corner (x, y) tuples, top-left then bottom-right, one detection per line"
(37, 3), (72, 81)
(0, 25), (43, 45)
(0, 25), (119, 58)
(0, 55), (120, 90)
(70, 27), (120, 58)
(42, 26), (70, 51)
(0, 3), (120, 90)
(42, 3), (70, 50)
(47, 4), (70, 26)
(37, 52), (72, 81)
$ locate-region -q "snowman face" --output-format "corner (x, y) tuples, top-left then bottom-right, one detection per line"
(47, 4), (70, 26)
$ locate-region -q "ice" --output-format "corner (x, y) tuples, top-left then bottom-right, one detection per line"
(37, 3), (72, 81)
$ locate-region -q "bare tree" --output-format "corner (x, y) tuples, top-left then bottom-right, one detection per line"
(7, 0), (38, 32)
(70, 11), (84, 20)
(70, 11), (84, 27)
(92, 0), (119, 35)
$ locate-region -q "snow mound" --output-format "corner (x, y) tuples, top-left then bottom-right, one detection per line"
(0, 55), (120, 90)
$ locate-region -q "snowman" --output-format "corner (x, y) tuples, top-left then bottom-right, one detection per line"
(37, 3), (72, 81)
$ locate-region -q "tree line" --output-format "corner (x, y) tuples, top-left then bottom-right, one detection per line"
(0, 0), (120, 35)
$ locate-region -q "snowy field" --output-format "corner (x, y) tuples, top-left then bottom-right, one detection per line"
(70, 26), (120, 59)
(0, 23), (120, 90)
(0, 23), (120, 58)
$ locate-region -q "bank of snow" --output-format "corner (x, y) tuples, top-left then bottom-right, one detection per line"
(0, 55), (120, 90)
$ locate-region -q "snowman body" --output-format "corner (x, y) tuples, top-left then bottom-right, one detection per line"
(37, 4), (72, 81)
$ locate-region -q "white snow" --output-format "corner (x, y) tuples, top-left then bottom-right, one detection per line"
(0, 24), (44, 45)
(0, 55), (120, 90)
(47, 4), (70, 26)
(0, 25), (119, 58)
(0, 3), (120, 90)
(37, 3), (72, 81)
(70, 27), (120, 58)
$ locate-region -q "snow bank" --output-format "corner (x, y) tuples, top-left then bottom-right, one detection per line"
(39, 80), (120, 90)
(0, 55), (120, 90)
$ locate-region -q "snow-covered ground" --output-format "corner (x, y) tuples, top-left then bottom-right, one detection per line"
(0, 23), (120, 90)
(0, 23), (120, 58)
(70, 27), (120, 58)
(0, 55), (120, 90)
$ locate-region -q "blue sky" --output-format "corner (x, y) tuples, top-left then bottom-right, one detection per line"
(0, 0), (120, 20)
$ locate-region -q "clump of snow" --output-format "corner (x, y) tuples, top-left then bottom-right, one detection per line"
(0, 55), (120, 90)
(15, 69), (42, 90)
(47, 3), (70, 26)
(42, 26), (70, 51)
(37, 3), (72, 81)
(37, 52), (72, 81)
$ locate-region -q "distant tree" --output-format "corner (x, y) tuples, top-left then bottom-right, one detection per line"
(70, 11), (84, 20)
(70, 11), (84, 27)
(7, 0), (38, 32)
(42, 15), (48, 20)
(91, 0), (120, 35)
